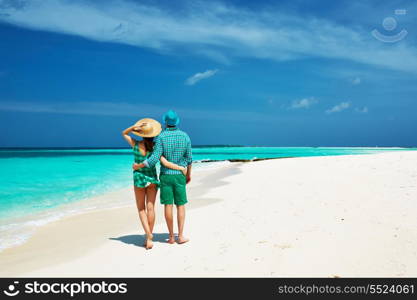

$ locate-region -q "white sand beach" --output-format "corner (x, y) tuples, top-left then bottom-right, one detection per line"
(1, 151), (417, 277)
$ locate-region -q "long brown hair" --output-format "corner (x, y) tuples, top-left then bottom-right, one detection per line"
(143, 137), (154, 152)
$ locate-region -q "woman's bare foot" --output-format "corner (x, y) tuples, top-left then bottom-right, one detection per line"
(145, 239), (153, 250)
(177, 236), (190, 244)
(167, 235), (176, 244)
(145, 234), (153, 250)
(142, 233), (152, 246)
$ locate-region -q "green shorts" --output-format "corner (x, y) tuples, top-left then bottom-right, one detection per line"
(159, 174), (188, 206)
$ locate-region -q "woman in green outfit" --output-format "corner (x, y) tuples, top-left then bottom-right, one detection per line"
(122, 118), (186, 250)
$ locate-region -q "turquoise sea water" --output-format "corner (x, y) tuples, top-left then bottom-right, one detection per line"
(0, 146), (416, 250)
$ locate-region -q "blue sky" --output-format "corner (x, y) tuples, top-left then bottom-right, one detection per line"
(0, 0), (416, 147)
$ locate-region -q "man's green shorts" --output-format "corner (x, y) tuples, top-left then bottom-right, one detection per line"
(159, 174), (188, 206)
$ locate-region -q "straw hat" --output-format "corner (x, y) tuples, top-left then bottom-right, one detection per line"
(132, 118), (162, 138)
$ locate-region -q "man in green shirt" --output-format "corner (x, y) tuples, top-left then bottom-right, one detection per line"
(134, 110), (192, 244)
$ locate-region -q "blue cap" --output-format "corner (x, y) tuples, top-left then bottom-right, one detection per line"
(162, 110), (180, 126)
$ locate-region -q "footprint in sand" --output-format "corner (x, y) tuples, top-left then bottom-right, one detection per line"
(219, 243), (228, 254)
(274, 244), (292, 250)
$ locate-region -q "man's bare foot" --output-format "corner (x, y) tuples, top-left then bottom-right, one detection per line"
(167, 235), (176, 244)
(177, 236), (189, 244)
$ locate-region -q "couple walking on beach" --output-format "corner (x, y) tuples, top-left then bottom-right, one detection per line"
(122, 110), (192, 250)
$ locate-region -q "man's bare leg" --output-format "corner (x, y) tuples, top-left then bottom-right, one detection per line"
(164, 204), (175, 244)
(176, 205), (189, 244)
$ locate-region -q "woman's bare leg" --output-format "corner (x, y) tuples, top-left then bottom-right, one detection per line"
(134, 186), (153, 249)
(145, 184), (157, 233)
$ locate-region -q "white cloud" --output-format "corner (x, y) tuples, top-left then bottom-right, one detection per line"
(185, 69), (218, 85)
(325, 102), (351, 114)
(355, 106), (368, 113)
(290, 97), (317, 109)
(1, 0), (417, 72)
(351, 77), (361, 85)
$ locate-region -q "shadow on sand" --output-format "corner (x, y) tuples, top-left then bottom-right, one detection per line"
(109, 233), (171, 248)
(109, 165), (242, 249)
